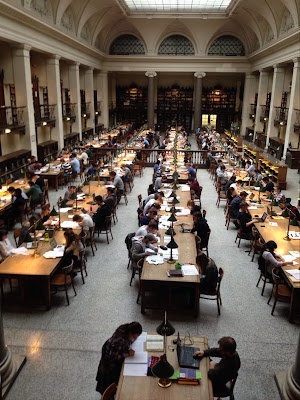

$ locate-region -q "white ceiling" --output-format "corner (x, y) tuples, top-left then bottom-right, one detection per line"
(122, 0), (232, 13)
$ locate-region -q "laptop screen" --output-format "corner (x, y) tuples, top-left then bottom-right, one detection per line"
(261, 212), (267, 222)
(50, 237), (57, 249)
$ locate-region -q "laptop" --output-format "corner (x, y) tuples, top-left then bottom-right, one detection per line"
(256, 212), (267, 223)
(176, 332), (200, 369)
(267, 206), (277, 217)
(50, 238), (65, 251)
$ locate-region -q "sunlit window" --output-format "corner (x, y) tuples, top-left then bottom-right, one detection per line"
(123, 1), (232, 12)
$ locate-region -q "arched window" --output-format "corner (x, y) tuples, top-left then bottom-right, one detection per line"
(109, 35), (145, 55)
(208, 35), (245, 56)
(158, 35), (194, 56)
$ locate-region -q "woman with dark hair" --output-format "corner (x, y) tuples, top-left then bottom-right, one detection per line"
(261, 240), (292, 275)
(63, 229), (83, 266)
(96, 322), (143, 394)
(196, 252), (218, 291)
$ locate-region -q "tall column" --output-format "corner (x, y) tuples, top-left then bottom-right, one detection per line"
(235, 80), (241, 113)
(193, 73), (206, 132)
(283, 58), (300, 159)
(111, 73), (117, 126)
(254, 70), (269, 138)
(266, 66), (285, 149)
(145, 71), (157, 129)
(97, 71), (109, 129)
(241, 73), (257, 138)
(85, 67), (95, 133)
(46, 55), (64, 150)
(69, 62), (82, 139)
(11, 44), (36, 156)
(0, 303), (26, 397)
(275, 332), (300, 400)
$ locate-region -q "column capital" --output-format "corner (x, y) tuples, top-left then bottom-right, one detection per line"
(97, 71), (108, 77)
(259, 69), (269, 75)
(12, 43), (31, 57)
(273, 65), (285, 73)
(245, 72), (256, 78)
(69, 61), (80, 67)
(86, 66), (94, 72)
(194, 72), (206, 79)
(145, 71), (157, 78)
(292, 57), (300, 67)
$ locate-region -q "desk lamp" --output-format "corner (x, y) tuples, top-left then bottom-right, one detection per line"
(165, 212), (177, 236)
(166, 235), (178, 264)
(282, 209), (297, 241)
(50, 206), (58, 217)
(171, 196), (180, 206)
(83, 176), (91, 196)
(152, 311), (175, 388)
(73, 186), (83, 211)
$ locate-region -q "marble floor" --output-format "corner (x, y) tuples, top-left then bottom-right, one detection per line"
(2, 138), (299, 400)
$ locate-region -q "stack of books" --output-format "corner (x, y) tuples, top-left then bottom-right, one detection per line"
(177, 368), (202, 385)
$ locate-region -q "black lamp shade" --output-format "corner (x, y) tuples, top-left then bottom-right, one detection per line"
(167, 237), (178, 249)
(156, 321), (175, 336)
(83, 180), (89, 186)
(36, 220), (46, 230)
(151, 355), (174, 379)
(77, 186), (83, 193)
(50, 206), (59, 217)
(171, 197), (180, 205)
(24, 233), (33, 243)
(168, 213), (177, 222)
(170, 191), (177, 198)
(70, 193), (77, 200)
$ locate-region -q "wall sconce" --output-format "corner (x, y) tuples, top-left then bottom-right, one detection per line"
(5, 129), (11, 134)
(264, 118), (267, 121)
(252, 115), (255, 118)
(42, 122), (47, 126)
(280, 122), (284, 126)
(95, 111), (99, 115)
(83, 114), (87, 118)
(67, 117), (70, 121)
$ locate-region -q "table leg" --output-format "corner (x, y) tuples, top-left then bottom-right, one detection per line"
(141, 282), (145, 314)
(194, 287), (200, 318)
(55, 176), (58, 191)
(46, 277), (51, 310)
(288, 288), (295, 323)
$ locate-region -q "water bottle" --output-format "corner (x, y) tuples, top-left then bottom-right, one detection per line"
(45, 232), (49, 242)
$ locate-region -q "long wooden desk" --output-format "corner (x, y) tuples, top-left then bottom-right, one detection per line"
(115, 335), (213, 400)
(0, 230), (65, 309)
(248, 203), (300, 322)
(141, 189), (200, 317)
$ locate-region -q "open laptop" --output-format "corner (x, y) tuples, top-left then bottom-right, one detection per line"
(176, 332), (200, 369)
(255, 212), (267, 223)
(50, 238), (65, 251)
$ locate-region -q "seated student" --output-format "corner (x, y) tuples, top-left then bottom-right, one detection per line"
(73, 213), (94, 233)
(193, 337), (240, 397)
(39, 205), (52, 224)
(63, 229), (83, 266)
(143, 192), (164, 215)
(96, 322), (143, 394)
(31, 174), (45, 190)
(246, 160), (255, 176)
(273, 186), (286, 205)
(254, 168), (263, 184)
(187, 177), (201, 198)
(64, 186), (76, 202)
(236, 202), (259, 235)
(260, 240), (292, 275)
(154, 175), (166, 192)
(154, 160), (160, 175)
(131, 234), (158, 269)
(61, 160), (73, 177)
(7, 186), (28, 200)
(70, 153), (80, 174)
(78, 149), (89, 167)
(92, 195), (111, 229)
(230, 191), (247, 218)
(217, 165), (228, 185)
(262, 176), (274, 193)
(135, 220), (159, 237)
(104, 187), (117, 209)
(121, 164), (131, 183)
(140, 209), (158, 226)
(25, 181), (42, 204)
(186, 163), (195, 179)
(226, 187), (236, 203)
(230, 179), (243, 191)
(284, 198), (300, 221)
(0, 229), (16, 260)
(196, 252), (218, 292)
(109, 171), (124, 195)
(87, 163), (96, 177)
(187, 200), (201, 215)
(148, 184), (155, 196)
(191, 212), (210, 249)
(225, 175), (236, 192)
(28, 156), (42, 172)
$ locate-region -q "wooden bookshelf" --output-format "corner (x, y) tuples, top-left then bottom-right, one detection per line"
(64, 132), (80, 148)
(157, 86), (193, 131)
(37, 140), (58, 164)
(243, 140), (264, 165)
(0, 149), (31, 184)
(285, 149), (300, 169)
(254, 131), (267, 149)
(258, 153), (288, 189)
(268, 137), (284, 160)
(116, 86), (147, 126)
(224, 130), (243, 153)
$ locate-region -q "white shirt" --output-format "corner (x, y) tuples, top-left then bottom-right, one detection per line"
(0, 238), (14, 260)
(82, 214), (94, 231)
(143, 199), (155, 215)
(79, 152), (89, 166)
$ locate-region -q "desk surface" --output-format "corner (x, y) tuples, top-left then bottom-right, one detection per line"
(115, 335), (213, 400)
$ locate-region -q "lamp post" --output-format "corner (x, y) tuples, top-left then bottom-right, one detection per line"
(166, 235), (178, 264)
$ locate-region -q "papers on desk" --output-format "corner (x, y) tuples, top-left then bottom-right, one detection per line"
(164, 236), (171, 243)
(269, 222), (278, 226)
(60, 221), (79, 229)
(288, 231), (300, 239)
(248, 206), (257, 210)
(176, 208), (190, 216)
(286, 270), (300, 280)
(281, 255), (299, 265)
(60, 208), (72, 213)
(11, 248), (28, 255)
(123, 332), (148, 377)
(146, 335), (164, 351)
(43, 250), (64, 259)
(289, 251), (300, 258)
(181, 264), (199, 276)
(181, 185), (191, 192)
(146, 255), (164, 264)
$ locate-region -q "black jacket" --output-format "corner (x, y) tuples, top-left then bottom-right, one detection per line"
(93, 203), (111, 229)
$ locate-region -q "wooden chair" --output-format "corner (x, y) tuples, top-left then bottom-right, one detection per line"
(25, 196), (33, 219)
(195, 236), (202, 253)
(192, 186), (203, 209)
(225, 206), (237, 230)
(79, 231), (87, 247)
(86, 223), (97, 256)
(200, 267), (224, 315)
(111, 201), (118, 225)
(117, 191), (128, 206)
(136, 258), (144, 304)
(215, 371), (239, 400)
(101, 382), (117, 400)
(267, 268), (291, 315)
(200, 230), (211, 257)
(43, 180), (50, 203)
(234, 221), (252, 248)
(50, 260), (77, 306)
(216, 186), (227, 207)
(13, 228), (21, 247)
(125, 232), (135, 269)
(248, 229), (261, 262)
(74, 247), (87, 284)
(256, 260), (272, 296)
(96, 216), (113, 244)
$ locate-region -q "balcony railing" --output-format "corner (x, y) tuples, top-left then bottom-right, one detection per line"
(81, 102), (91, 117)
(274, 106), (288, 125)
(260, 105), (270, 121)
(0, 106), (26, 132)
(294, 108), (300, 132)
(63, 102), (77, 120)
(34, 104), (56, 124)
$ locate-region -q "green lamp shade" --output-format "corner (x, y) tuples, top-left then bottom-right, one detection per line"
(83, 179), (89, 186)
(270, 201), (278, 206)
(77, 186), (83, 193)
(173, 183), (179, 190)
(24, 233), (33, 243)
(169, 206), (179, 214)
(156, 321), (175, 337)
(281, 210), (289, 217)
(165, 227), (173, 236)
(267, 194), (273, 200)
(172, 171), (179, 179)
(167, 237), (178, 249)
(36, 220), (46, 230)
(290, 218), (299, 227)
(171, 197), (180, 205)
(50, 206), (59, 216)
(151, 355), (174, 379)
(60, 200), (67, 208)
(168, 213), (177, 223)
(260, 187), (266, 193)
(70, 193), (77, 200)
(170, 191), (177, 198)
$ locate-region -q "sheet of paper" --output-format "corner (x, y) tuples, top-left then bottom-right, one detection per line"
(11, 248), (28, 255)
(124, 351), (148, 364)
(123, 363), (148, 377)
(282, 255), (296, 262)
(269, 222), (278, 226)
(43, 251), (64, 259)
(288, 231), (300, 240)
(286, 270), (300, 280)
(130, 341), (144, 352)
(146, 255), (164, 265)
(60, 208), (72, 212)
(181, 185), (191, 192)
(164, 236), (171, 243)
(61, 221), (79, 229)
(289, 251), (300, 258)
(182, 264), (199, 276)
(248, 206), (257, 210)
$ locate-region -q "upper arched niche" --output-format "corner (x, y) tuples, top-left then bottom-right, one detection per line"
(109, 35), (145, 55)
(208, 35), (245, 56)
(158, 35), (194, 56)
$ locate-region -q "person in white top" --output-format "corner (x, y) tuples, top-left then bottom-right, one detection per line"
(73, 214), (94, 232)
(78, 150), (89, 166)
(0, 230), (15, 260)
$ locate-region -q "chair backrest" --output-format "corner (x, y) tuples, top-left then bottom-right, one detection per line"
(105, 215), (112, 228)
(195, 235), (201, 250)
(79, 231), (87, 246)
(271, 267), (281, 287)
(78, 246), (86, 263)
(14, 228), (21, 247)
(228, 371), (238, 396)
(101, 382), (117, 400)
(216, 267), (224, 294)
(62, 260), (74, 276)
(138, 194), (142, 205)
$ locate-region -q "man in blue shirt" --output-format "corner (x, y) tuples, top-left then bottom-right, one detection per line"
(230, 191), (248, 218)
(70, 154), (80, 174)
(186, 163), (195, 179)
(144, 138), (150, 148)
